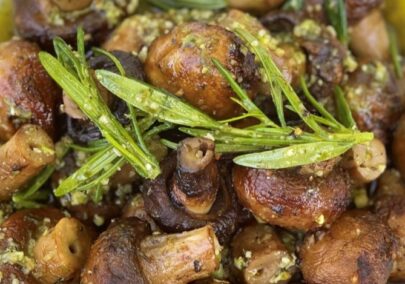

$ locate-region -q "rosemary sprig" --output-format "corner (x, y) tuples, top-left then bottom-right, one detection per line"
(388, 26), (403, 79)
(334, 86), (356, 129)
(325, 0), (349, 45)
(96, 28), (373, 169)
(39, 29), (160, 179)
(147, 0), (227, 9)
(234, 141), (353, 169)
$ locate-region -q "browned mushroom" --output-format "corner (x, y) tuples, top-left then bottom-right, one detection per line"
(13, 0), (138, 48)
(34, 217), (93, 283)
(82, 218), (220, 284)
(142, 138), (244, 244)
(345, 0), (384, 24)
(0, 208), (92, 283)
(293, 19), (348, 101)
(393, 115), (405, 178)
(145, 22), (260, 119)
(231, 223), (296, 284)
(0, 39), (60, 141)
(342, 138), (387, 185)
(232, 161), (351, 231)
(344, 61), (402, 143)
(216, 9), (306, 88)
(0, 124), (55, 201)
(227, 0), (285, 14)
(300, 210), (396, 284)
(350, 9), (389, 61)
(375, 170), (405, 282)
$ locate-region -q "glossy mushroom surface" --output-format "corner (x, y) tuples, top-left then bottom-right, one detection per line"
(0, 39), (60, 141)
(300, 210), (396, 284)
(232, 163), (351, 231)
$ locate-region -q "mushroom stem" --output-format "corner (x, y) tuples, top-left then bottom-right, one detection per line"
(171, 138), (219, 215)
(34, 217), (92, 283)
(342, 138), (387, 185)
(139, 225), (221, 284)
(0, 124), (55, 201)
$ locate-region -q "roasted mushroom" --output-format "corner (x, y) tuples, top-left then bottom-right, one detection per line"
(13, 0), (138, 48)
(145, 22), (260, 119)
(0, 39), (60, 141)
(300, 210), (396, 284)
(82, 218), (220, 284)
(0, 208), (92, 283)
(231, 223), (296, 284)
(142, 138), (243, 244)
(34, 217), (93, 283)
(344, 61), (402, 143)
(0, 124), (55, 201)
(293, 19), (347, 101)
(375, 170), (405, 281)
(216, 9), (306, 88)
(232, 161), (351, 231)
(350, 9), (389, 61)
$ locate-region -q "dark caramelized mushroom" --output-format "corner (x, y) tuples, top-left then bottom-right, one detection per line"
(393, 115), (405, 178)
(344, 61), (402, 143)
(293, 20), (347, 100)
(0, 125), (55, 201)
(300, 210), (396, 284)
(13, 0), (138, 48)
(0, 40), (60, 141)
(143, 138), (243, 244)
(231, 223), (296, 284)
(82, 218), (220, 284)
(350, 9), (389, 61)
(232, 162), (351, 231)
(345, 0), (384, 24)
(172, 138), (219, 215)
(145, 22), (260, 119)
(0, 208), (92, 283)
(375, 170), (405, 281)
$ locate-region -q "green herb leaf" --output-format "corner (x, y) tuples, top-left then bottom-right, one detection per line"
(235, 28), (325, 134)
(39, 32), (160, 179)
(147, 0), (227, 9)
(96, 70), (220, 129)
(282, 0), (304, 11)
(212, 58), (278, 127)
(300, 77), (344, 129)
(334, 86), (356, 129)
(234, 141), (353, 169)
(325, 0), (349, 45)
(388, 26), (403, 79)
